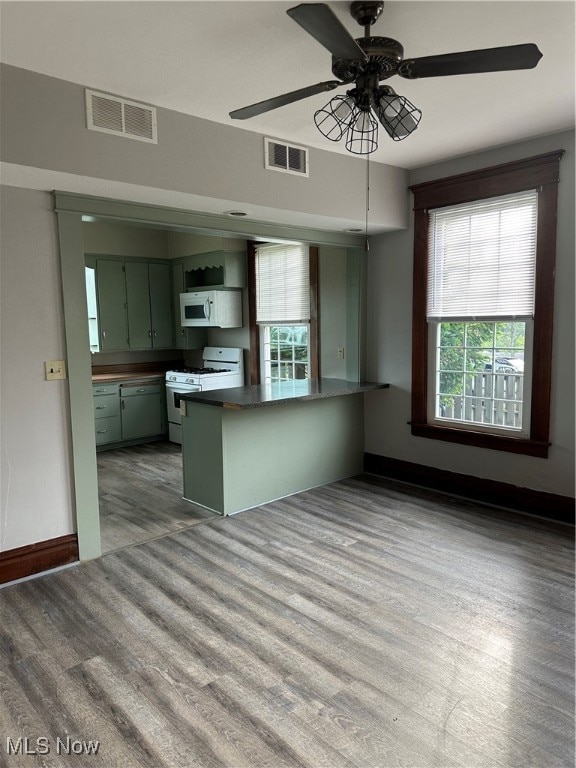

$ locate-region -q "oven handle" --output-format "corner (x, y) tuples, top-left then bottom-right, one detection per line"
(165, 383), (202, 393)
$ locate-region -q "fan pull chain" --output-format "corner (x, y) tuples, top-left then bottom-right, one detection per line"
(364, 153), (370, 252)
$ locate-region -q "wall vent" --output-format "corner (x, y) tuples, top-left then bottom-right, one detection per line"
(85, 89), (157, 144)
(264, 138), (309, 177)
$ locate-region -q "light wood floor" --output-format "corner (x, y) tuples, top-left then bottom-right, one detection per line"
(1, 473), (573, 767)
(98, 442), (215, 554)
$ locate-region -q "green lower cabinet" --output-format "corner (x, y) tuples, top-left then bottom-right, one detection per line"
(95, 416), (122, 445)
(93, 380), (166, 449)
(93, 384), (121, 446)
(120, 383), (165, 441)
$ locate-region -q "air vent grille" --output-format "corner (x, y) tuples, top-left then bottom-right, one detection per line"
(86, 89), (157, 143)
(264, 138), (309, 177)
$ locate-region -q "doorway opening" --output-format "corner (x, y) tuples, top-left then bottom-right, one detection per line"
(97, 442), (212, 555)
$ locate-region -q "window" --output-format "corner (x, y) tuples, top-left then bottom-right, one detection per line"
(248, 242), (319, 384)
(260, 325), (310, 383)
(410, 150), (564, 457)
(428, 190), (537, 436)
(85, 266), (99, 352)
(432, 320), (531, 433)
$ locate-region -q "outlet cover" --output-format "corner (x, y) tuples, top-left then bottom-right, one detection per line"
(45, 360), (67, 380)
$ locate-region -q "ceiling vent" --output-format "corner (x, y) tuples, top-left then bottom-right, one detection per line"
(85, 89), (157, 144)
(264, 138), (308, 177)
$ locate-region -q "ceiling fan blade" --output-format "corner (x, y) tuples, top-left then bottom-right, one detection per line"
(229, 80), (342, 120)
(399, 43), (542, 79)
(287, 3), (368, 62)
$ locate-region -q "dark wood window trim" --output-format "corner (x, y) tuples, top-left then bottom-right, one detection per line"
(247, 242), (319, 385)
(410, 150), (564, 457)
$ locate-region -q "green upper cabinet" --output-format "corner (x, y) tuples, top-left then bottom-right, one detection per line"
(125, 261), (173, 349)
(171, 261), (208, 350)
(96, 259), (129, 351)
(125, 261), (151, 348)
(182, 250), (246, 290)
(148, 262), (173, 348)
(93, 257), (174, 352)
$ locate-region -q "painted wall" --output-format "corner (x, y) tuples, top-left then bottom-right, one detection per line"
(319, 246), (348, 380)
(364, 130), (575, 497)
(1, 59), (571, 561)
(83, 220), (171, 258)
(0, 187), (74, 551)
(83, 220), (352, 378)
(1, 64), (408, 233)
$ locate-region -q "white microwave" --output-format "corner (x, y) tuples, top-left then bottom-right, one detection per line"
(180, 290), (242, 328)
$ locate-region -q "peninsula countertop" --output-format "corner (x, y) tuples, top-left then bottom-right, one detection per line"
(180, 378), (389, 410)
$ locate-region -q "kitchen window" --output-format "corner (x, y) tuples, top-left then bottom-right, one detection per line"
(410, 150), (564, 457)
(248, 242), (319, 384)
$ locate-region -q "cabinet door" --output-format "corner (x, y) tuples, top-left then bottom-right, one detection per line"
(93, 394), (121, 418)
(172, 263), (207, 350)
(94, 416), (122, 445)
(172, 262), (186, 350)
(149, 262), (173, 348)
(125, 261), (152, 349)
(121, 393), (164, 440)
(96, 260), (128, 351)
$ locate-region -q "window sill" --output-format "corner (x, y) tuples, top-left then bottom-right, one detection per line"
(410, 423), (549, 457)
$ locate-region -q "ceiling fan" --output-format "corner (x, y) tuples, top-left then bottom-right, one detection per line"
(229, 2), (543, 154)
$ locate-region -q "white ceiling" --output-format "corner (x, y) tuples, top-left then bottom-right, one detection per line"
(0, 0), (574, 170)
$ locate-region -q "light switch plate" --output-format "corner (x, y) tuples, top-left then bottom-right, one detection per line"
(45, 360), (67, 380)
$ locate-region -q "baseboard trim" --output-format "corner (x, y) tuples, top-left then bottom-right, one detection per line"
(0, 534), (79, 585)
(364, 453), (575, 524)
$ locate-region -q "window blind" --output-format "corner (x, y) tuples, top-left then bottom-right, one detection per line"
(427, 190), (538, 321)
(255, 243), (310, 323)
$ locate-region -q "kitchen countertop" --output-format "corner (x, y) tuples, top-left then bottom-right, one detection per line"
(92, 372), (166, 383)
(180, 378), (388, 410)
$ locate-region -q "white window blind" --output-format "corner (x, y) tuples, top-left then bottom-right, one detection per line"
(427, 190), (538, 321)
(255, 243), (310, 323)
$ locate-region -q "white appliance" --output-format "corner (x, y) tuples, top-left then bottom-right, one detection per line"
(180, 290), (242, 328)
(165, 346), (244, 444)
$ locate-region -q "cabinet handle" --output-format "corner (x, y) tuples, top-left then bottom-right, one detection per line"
(96, 429), (108, 434)
(95, 388), (107, 393)
(102, 330), (107, 340)
(154, 330), (157, 338)
(95, 405), (107, 410)
(148, 330), (152, 337)
(181, 329), (185, 336)
(136, 388), (145, 393)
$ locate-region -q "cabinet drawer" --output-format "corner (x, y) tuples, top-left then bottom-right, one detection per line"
(92, 383), (120, 396)
(94, 416), (121, 445)
(120, 383), (162, 397)
(94, 395), (121, 418)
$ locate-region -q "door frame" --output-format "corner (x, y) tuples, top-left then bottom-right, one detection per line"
(54, 191), (365, 561)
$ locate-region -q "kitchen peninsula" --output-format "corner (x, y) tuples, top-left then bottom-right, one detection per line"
(180, 378), (388, 516)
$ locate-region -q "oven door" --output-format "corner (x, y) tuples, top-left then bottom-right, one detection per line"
(166, 382), (200, 443)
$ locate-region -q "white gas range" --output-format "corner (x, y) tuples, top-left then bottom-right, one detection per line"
(166, 347), (244, 444)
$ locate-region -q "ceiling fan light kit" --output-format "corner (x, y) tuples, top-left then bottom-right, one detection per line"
(374, 87), (422, 141)
(230, 1), (543, 156)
